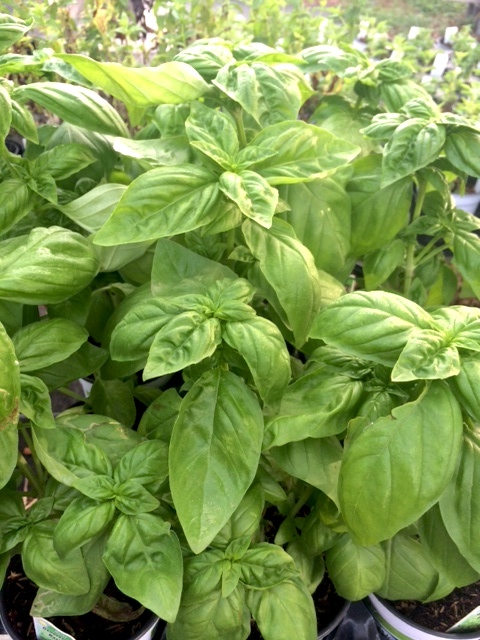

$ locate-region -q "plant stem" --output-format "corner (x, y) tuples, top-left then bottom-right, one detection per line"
(21, 428), (45, 484)
(290, 485), (313, 519)
(404, 177), (427, 297)
(234, 109), (247, 148)
(17, 453), (43, 498)
(415, 243), (449, 268)
(58, 386), (86, 402)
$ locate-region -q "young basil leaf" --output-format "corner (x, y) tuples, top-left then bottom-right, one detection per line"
(53, 496), (116, 557)
(13, 82), (129, 137)
(243, 218), (322, 346)
(103, 513), (183, 622)
(0, 322), (20, 491)
(143, 312), (222, 379)
(339, 382), (463, 545)
(213, 483), (265, 549)
(239, 543), (298, 590)
(0, 178), (32, 237)
(431, 306), (480, 348)
(113, 480), (160, 515)
(264, 370), (363, 449)
(170, 369), (264, 553)
(55, 54), (209, 107)
(13, 318), (88, 372)
(219, 170), (279, 228)
(23, 521), (90, 596)
(0, 227), (99, 305)
(222, 316), (291, 406)
(311, 290), (434, 366)
(439, 428), (480, 573)
(19, 374), (55, 430)
(73, 475), (116, 501)
(392, 330), (460, 382)
(114, 439), (169, 488)
(247, 578), (317, 640)
(381, 119), (446, 187)
(186, 102), (239, 158)
(94, 166), (221, 246)
(326, 535), (385, 601)
(248, 120), (359, 185)
(377, 534), (440, 601)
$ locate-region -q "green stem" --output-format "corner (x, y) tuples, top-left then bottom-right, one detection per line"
(21, 428), (45, 484)
(290, 485), (313, 519)
(234, 109), (247, 148)
(404, 177), (427, 297)
(58, 386), (86, 403)
(415, 243), (449, 268)
(17, 453), (43, 498)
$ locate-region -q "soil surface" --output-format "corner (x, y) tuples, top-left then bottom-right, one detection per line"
(391, 581), (480, 632)
(1, 556), (159, 640)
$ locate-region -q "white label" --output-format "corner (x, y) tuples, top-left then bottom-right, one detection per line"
(448, 605), (480, 633)
(33, 618), (75, 640)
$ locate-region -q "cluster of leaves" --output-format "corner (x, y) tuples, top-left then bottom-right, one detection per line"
(3, 11), (480, 640)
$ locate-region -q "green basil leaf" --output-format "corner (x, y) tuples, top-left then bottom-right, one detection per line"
(173, 41), (235, 81)
(0, 322), (20, 491)
(114, 439), (169, 488)
(240, 543), (298, 589)
(339, 382), (463, 545)
(270, 437), (342, 503)
(0, 83), (11, 140)
(0, 179), (33, 237)
(219, 170), (278, 227)
(56, 54), (209, 107)
(19, 374), (55, 430)
(311, 290), (434, 366)
(248, 121), (359, 185)
(247, 578), (317, 640)
(88, 378), (137, 429)
(11, 99), (38, 143)
(213, 483), (265, 548)
(170, 369), (264, 553)
(144, 312), (222, 379)
(264, 370), (363, 449)
(377, 534), (439, 601)
(452, 229), (480, 299)
(186, 102), (238, 157)
(0, 15), (33, 52)
(14, 82), (129, 137)
(0, 227), (99, 305)
(444, 129), (480, 177)
(94, 166), (220, 246)
(73, 475), (116, 500)
(326, 536), (385, 601)
(137, 388), (182, 443)
(381, 120), (446, 187)
(440, 427), (480, 573)
(34, 342), (107, 391)
(451, 358), (480, 422)
(392, 330), (460, 382)
(222, 317), (291, 406)
(13, 318), (88, 372)
(33, 144), (96, 181)
(23, 521), (90, 595)
(53, 496), (116, 557)
(347, 155), (412, 256)
(114, 480), (160, 515)
(243, 218), (322, 346)
(103, 513), (183, 622)
(363, 239), (406, 289)
(418, 504), (480, 588)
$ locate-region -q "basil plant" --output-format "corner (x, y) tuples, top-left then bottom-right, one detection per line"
(2, 11), (480, 640)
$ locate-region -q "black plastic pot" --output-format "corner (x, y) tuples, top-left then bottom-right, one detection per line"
(366, 594), (480, 640)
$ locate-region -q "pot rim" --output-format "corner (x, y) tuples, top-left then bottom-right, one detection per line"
(366, 593), (480, 640)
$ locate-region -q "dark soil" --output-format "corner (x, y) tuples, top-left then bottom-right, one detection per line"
(248, 574), (347, 639)
(391, 581), (480, 633)
(1, 556), (159, 640)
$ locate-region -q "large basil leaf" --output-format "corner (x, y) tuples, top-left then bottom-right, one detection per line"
(444, 129), (480, 177)
(222, 317), (291, 406)
(451, 358), (480, 422)
(23, 521), (90, 596)
(240, 543), (298, 589)
(113, 135), (191, 168)
(94, 166), (220, 245)
(0, 227), (99, 304)
(452, 229), (480, 299)
(347, 155), (412, 256)
(0, 14), (33, 52)
(170, 369), (264, 553)
(0, 322), (20, 491)
(103, 514), (183, 622)
(59, 184), (127, 233)
(264, 370), (362, 449)
(326, 536), (385, 601)
(56, 54), (209, 107)
(247, 578), (317, 640)
(440, 427), (480, 573)
(391, 329), (460, 382)
(339, 382), (463, 545)
(14, 82), (129, 137)
(247, 121), (359, 185)
(279, 179), (352, 281)
(13, 319), (88, 372)
(311, 290), (434, 366)
(243, 218), (322, 346)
